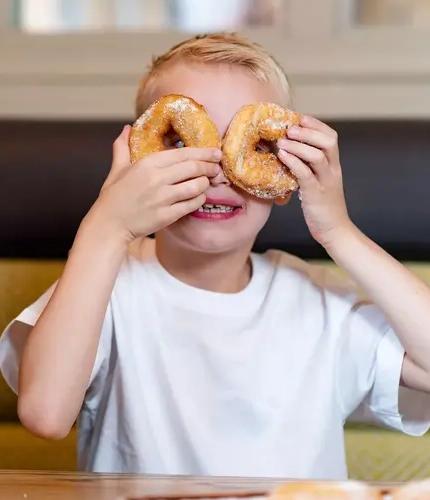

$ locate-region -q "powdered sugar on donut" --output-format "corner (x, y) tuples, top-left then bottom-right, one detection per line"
(221, 102), (301, 199)
(129, 94), (221, 164)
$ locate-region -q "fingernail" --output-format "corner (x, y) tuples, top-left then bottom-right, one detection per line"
(288, 126), (299, 138)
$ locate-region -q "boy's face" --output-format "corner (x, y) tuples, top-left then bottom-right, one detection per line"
(151, 63), (288, 254)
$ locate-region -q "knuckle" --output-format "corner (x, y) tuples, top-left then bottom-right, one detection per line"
(178, 147), (191, 162)
(302, 168), (314, 181)
(181, 183), (194, 199)
(155, 185), (169, 204)
(188, 196), (205, 212)
(137, 161), (155, 178)
(141, 175), (160, 196)
(286, 153), (299, 169)
(188, 177), (208, 197)
(313, 150), (326, 164)
(158, 209), (173, 226)
(187, 160), (201, 176)
(327, 138), (337, 151)
(184, 182), (199, 198)
(140, 152), (157, 167)
(198, 176), (210, 190)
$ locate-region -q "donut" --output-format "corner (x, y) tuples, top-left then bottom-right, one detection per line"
(129, 94), (221, 164)
(391, 479), (430, 500)
(268, 481), (383, 500)
(221, 102), (301, 199)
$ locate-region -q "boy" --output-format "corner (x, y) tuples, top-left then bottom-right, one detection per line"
(1, 32), (430, 480)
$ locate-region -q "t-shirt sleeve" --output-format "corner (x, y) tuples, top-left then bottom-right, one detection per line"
(0, 281), (113, 396)
(335, 296), (430, 436)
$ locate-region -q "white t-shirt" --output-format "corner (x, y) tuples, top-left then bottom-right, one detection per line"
(1, 238), (430, 480)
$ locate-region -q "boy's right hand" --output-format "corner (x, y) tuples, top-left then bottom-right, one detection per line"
(91, 125), (222, 243)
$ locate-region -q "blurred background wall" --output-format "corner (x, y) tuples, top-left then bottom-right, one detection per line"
(0, 0), (430, 480)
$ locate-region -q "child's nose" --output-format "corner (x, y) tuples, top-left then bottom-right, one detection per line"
(209, 166), (230, 186)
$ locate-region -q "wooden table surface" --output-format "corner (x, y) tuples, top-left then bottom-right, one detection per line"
(0, 471), (401, 500)
(0, 471), (296, 500)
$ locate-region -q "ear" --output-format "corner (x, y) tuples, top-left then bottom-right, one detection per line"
(274, 193), (293, 206)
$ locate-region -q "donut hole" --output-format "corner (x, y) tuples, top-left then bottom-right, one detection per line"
(255, 139), (278, 155)
(163, 127), (185, 150)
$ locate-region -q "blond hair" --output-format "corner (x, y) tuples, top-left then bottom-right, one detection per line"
(135, 32), (292, 117)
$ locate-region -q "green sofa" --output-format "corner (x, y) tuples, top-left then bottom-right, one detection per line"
(1, 258), (430, 480)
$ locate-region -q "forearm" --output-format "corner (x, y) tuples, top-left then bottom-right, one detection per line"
(326, 223), (430, 374)
(18, 210), (128, 437)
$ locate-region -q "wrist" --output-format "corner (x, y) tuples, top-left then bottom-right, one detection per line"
(321, 220), (362, 260)
(75, 207), (130, 260)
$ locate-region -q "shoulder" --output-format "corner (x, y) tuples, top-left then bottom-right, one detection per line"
(257, 248), (360, 301)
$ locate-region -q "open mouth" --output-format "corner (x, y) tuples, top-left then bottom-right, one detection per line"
(191, 201), (244, 220)
(197, 203), (242, 213)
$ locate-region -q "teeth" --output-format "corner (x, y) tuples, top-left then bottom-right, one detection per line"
(198, 203), (237, 213)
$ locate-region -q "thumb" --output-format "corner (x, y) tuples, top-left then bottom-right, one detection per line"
(112, 124), (132, 171)
(102, 125), (132, 190)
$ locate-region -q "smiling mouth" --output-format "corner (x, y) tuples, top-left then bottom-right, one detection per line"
(197, 203), (242, 213)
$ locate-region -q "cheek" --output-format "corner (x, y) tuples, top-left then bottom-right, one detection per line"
(244, 198), (272, 230)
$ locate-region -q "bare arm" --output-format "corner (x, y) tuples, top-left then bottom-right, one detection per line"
(277, 114), (430, 394)
(326, 223), (430, 392)
(18, 216), (127, 439)
(16, 126), (221, 439)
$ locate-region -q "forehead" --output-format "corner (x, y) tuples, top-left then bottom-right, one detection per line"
(148, 63), (283, 136)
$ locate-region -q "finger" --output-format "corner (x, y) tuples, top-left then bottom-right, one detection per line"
(278, 139), (328, 173)
(102, 125), (132, 189)
(164, 161), (221, 185)
(286, 126), (336, 150)
(166, 176), (210, 205)
(299, 114), (337, 138)
(286, 125), (339, 165)
(278, 150), (317, 188)
(147, 147), (222, 169)
(112, 125), (132, 171)
(169, 193), (207, 221)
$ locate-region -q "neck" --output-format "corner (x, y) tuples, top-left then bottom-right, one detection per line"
(154, 233), (254, 294)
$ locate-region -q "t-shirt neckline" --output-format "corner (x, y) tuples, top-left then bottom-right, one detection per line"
(150, 252), (272, 315)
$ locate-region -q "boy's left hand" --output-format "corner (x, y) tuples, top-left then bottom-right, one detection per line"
(276, 114), (353, 249)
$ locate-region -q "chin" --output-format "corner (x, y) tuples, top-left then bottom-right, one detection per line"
(162, 216), (259, 255)
(171, 226), (252, 254)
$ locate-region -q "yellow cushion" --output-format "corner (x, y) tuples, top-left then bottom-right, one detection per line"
(346, 427), (430, 481)
(0, 423), (76, 470)
(0, 260), (64, 421)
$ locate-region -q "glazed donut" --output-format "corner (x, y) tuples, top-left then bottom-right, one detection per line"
(129, 94), (221, 164)
(221, 102), (301, 199)
(268, 481), (382, 500)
